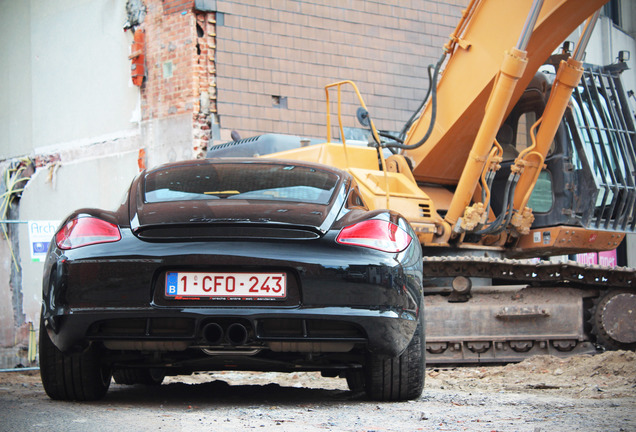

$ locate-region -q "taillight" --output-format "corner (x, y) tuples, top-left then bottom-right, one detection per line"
(55, 217), (121, 250)
(336, 219), (412, 253)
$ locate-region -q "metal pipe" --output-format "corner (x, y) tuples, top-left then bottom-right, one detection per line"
(516, 0), (544, 50)
(226, 323), (249, 346)
(572, 9), (601, 62)
(512, 8), (602, 214)
(202, 322), (224, 345)
(0, 367), (40, 373)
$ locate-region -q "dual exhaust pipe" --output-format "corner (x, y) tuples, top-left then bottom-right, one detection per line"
(201, 322), (249, 346)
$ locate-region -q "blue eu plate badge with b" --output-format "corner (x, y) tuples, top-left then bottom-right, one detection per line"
(166, 272), (178, 295)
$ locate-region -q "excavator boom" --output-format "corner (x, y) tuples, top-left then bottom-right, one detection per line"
(404, 0), (608, 185)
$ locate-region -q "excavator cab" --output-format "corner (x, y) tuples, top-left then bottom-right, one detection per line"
(493, 61), (635, 241)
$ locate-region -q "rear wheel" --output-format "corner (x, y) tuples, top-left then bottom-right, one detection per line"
(363, 320), (425, 401)
(345, 368), (365, 393)
(39, 319), (111, 401)
(113, 368), (165, 385)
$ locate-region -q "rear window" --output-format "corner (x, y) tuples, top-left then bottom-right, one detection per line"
(144, 162), (339, 205)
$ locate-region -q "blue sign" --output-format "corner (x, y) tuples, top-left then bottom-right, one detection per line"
(28, 221), (60, 262)
(32, 242), (49, 254)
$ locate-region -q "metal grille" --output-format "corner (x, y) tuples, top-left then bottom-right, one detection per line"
(568, 63), (636, 232)
(419, 202), (432, 218)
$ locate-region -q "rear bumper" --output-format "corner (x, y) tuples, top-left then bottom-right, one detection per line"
(44, 305), (418, 357)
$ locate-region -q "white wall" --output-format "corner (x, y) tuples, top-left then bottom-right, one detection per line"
(0, 0), (141, 159)
(0, 1), (33, 159)
(568, 15), (636, 95)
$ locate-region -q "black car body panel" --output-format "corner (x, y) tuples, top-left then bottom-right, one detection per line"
(41, 159), (423, 376)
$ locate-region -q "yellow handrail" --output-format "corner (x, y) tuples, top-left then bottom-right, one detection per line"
(324, 80), (390, 208)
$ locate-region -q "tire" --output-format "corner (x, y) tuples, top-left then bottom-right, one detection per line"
(363, 319), (425, 401)
(113, 368), (165, 386)
(345, 368), (365, 393)
(39, 319), (111, 401)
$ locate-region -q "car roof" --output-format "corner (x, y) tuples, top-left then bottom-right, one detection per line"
(145, 158), (347, 177)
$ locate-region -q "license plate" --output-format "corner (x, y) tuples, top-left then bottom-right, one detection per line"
(165, 271), (286, 299)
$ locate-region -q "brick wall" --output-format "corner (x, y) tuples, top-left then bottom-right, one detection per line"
(142, 1), (198, 121)
(193, 11), (217, 158)
(213, 0), (467, 142)
(138, 0), (466, 155)
(141, 0), (217, 158)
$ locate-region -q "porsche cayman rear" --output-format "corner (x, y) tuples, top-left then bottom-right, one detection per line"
(40, 159), (424, 401)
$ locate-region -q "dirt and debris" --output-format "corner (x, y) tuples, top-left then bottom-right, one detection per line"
(156, 350), (636, 399)
(425, 350), (636, 399)
(1, 351), (635, 431)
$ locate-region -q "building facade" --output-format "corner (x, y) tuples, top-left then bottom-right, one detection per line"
(1, 0), (635, 366)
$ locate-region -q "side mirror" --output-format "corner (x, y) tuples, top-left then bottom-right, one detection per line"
(356, 107), (370, 127)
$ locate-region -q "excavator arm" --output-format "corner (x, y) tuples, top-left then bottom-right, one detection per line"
(404, 0), (607, 184)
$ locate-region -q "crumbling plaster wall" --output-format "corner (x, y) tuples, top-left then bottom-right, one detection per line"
(0, 224), (16, 348)
(1, 0), (216, 366)
(18, 150), (140, 331)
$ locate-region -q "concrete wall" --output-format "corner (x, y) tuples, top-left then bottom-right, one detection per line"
(0, 1), (33, 159)
(0, 0), (198, 364)
(0, 0), (141, 159)
(622, 0), (636, 38)
(568, 15), (636, 94)
(142, 114), (196, 169)
(30, 0), (141, 151)
(627, 235), (636, 267)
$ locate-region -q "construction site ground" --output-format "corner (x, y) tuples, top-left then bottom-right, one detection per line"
(0, 350), (634, 431)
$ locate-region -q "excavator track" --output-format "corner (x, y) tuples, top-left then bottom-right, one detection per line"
(422, 256), (635, 288)
(422, 256), (636, 365)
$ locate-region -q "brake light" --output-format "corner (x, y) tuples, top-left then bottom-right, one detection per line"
(336, 219), (412, 253)
(55, 217), (121, 250)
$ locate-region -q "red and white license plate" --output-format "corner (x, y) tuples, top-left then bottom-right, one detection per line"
(165, 271), (286, 299)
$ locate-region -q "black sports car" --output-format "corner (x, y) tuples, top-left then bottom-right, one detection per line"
(39, 158), (424, 401)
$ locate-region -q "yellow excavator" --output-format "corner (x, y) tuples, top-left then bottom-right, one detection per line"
(208, 0), (636, 363)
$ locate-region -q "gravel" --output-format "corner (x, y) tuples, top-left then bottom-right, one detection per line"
(0, 351), (634, 432)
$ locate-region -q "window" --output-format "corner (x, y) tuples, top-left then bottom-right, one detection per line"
(603, 0), (621, 28)
(527, 170), (554, 213)
(144, 162), (340, 205)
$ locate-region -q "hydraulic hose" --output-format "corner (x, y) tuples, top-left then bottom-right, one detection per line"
(384, 52), (446, 151)
(398, 63), (435, 142)
(473, 173), (519, 236)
